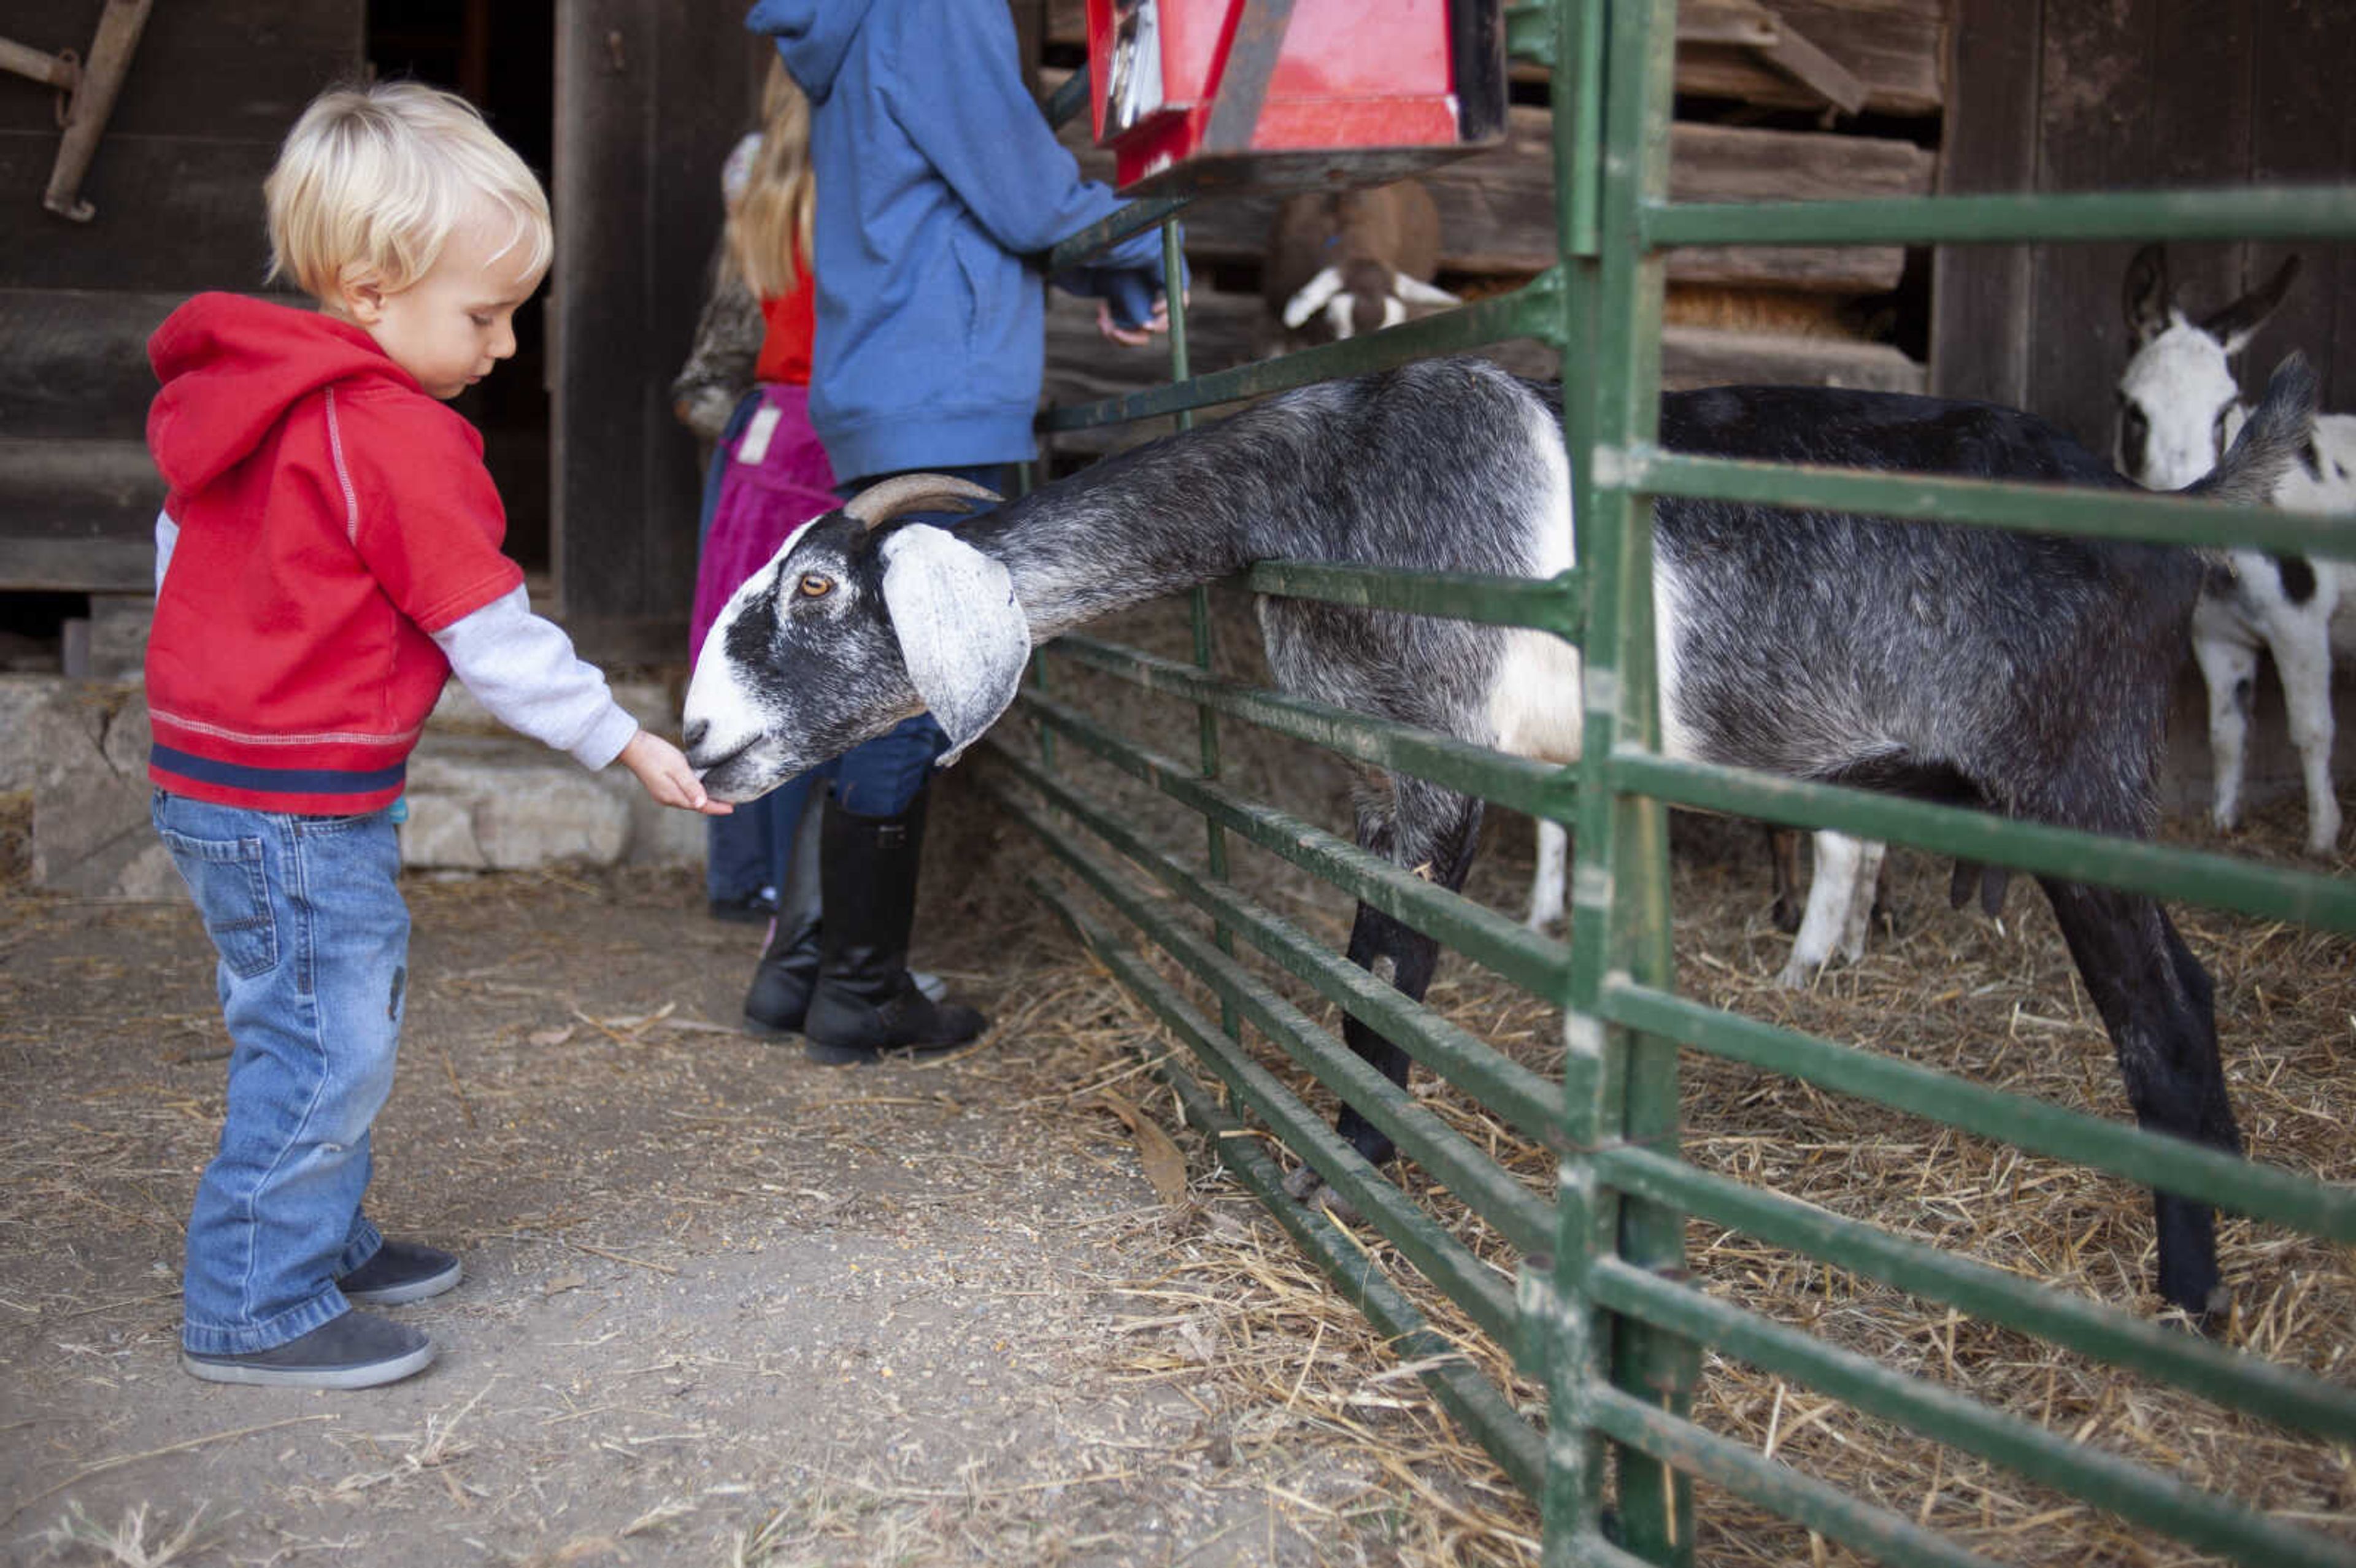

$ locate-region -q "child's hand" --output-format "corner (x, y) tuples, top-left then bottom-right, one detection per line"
(1095, 291), (1171, 347)
(618, 730), (731, 815)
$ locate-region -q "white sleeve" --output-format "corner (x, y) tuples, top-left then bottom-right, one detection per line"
(429, 585), (642, 769)
(155, 510), (179, 594)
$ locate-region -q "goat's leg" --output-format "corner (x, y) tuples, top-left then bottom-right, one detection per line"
(1777, 831), (1863, 988)
(2266, 619), (2343, 854)
(1840, 840), (1890, 962)
(2192, 629), (2261, 833)
(1527, 817), (1569, 932)
(2038, 877), (2241, 1321)
(1284, 780), (1483, 1207)
(1766, 826), (1804, 932)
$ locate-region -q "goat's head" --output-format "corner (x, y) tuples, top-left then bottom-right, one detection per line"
(680, 474), (1031, 801)
(2115, 243), (2301, 490)
(1282, 260), (1459, 344)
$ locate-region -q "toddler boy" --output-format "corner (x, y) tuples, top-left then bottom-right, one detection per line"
(145, 81), (723, 1388)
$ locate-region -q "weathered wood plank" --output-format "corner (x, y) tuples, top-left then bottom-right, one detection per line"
(0, 435), (163, 593)
(1741, 3), (1869, 115)
(0, 133), (276, 290)
(2248, 0), (2352, 415)
(2027, 0), (2154, 453)
(0, 1), (359, 141)
(1928, 0), (2038, 409)
(1039, 287), (1923, 455)
(0, 536), (155, 593)
(1057, 93), (1931, 293)
(1673, 0), (1945, 117)
(0, 288), (183, 441)
(550, 2), (750, 653)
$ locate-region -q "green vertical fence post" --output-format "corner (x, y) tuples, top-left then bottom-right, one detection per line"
(1538, 0), (1617, 1559)
(1166, 218), (1242, 1046)
(1566, 0), (1693, 1561)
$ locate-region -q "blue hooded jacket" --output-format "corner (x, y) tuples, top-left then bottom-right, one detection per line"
(745, 0), (1169, 483)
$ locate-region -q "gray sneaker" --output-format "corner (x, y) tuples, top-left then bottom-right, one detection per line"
(339, 1240), (461, 1305)
(182, 1311), (434, 1389)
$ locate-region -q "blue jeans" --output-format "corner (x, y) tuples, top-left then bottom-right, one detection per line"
(153, 791), (405, 1355)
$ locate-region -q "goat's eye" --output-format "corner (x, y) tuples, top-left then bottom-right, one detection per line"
(797, 573), (834, 599)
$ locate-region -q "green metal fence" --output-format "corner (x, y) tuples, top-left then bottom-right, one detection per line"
(1013, 4), (2356, 1562)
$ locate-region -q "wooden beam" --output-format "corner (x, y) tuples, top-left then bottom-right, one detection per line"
(1749, 1), (1868, 115)
(1039, 288), (1925, 455)
(1054, 90), (1934, 294)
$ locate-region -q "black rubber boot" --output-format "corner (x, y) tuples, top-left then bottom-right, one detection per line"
(801, 791), (986, 1064)
(742, 916), (822, 1036)
(741, 790), (829, 1036)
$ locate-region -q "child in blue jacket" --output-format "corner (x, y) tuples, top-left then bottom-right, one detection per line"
(738, 0), (1176, 1063)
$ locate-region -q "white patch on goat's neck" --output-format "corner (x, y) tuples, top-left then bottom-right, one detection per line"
(2118, 319), (2244, 490)
(1488, 399), (1584, 763)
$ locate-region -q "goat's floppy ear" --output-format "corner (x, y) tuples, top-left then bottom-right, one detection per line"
(2122, 244), (2171, 344)
(1393, 275), (1460, 309)
(878, 525), (1031, 767)
(2202, 255), (2301, 356)
(1283, 266), (1347, 330)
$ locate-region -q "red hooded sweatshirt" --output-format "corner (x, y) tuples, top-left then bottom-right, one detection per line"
(145, 293), (524, 814)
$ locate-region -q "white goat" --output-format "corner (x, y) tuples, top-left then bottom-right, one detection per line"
(1263, 182), (1459, 346)
(683, 355), (2313, 1321)
(2119, 244), (2356, 855)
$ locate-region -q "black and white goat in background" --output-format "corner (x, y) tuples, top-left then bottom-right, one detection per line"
(2119, 244), (2356, 855)
(683, 354), (2314, 1321)
(1263, 181), (1460, 347)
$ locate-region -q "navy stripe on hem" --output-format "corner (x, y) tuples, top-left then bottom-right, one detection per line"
(152, 743), (407, 796)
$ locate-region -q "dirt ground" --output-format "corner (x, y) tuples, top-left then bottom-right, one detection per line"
(5, 586), (2352, 1567)
(0, 820), (1518, 1567)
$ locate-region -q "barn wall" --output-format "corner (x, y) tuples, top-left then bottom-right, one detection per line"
(1040, 0), (1949, 453)
(549, 4), (770, 664)
(0, 2), (361, 594)
(1933, 0), (2356, 451)
(1934, 0), (2355, 826)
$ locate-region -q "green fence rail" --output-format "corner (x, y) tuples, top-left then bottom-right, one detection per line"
(1011, 4), (2356, 1564)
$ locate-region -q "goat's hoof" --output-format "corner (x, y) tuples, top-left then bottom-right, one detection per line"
(1773, 959), (1812, 990)
(2157, 1280), (2233, 1337)
(1280, 1166), (1363, 1227)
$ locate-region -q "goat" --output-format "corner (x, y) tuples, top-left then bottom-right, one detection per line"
(2119, 244), (2356, 855)
(682, 353), (2314, 1322)
(1263, 182), (1459, 347)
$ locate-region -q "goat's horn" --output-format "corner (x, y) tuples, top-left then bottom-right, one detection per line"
(843, 474), (1004, 529)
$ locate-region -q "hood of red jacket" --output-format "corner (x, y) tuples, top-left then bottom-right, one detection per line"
(147, 293), (414, 495)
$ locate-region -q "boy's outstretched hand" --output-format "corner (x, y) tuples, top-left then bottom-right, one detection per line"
(618, 729), (731, 815)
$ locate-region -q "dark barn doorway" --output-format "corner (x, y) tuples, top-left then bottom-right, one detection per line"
(368, 0), (557, 574)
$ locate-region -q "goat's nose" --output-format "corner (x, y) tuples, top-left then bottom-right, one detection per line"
(682, 718), (709, 754)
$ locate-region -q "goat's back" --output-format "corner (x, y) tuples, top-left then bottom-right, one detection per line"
(1645, 384), (2203, 831)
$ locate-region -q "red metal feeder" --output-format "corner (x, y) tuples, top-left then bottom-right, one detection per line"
(1084, 0), (1507, 196)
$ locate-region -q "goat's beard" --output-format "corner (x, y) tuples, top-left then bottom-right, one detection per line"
(696, 737), (804, 804)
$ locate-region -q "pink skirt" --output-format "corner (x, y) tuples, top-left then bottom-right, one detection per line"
(690, 383), (838, 662)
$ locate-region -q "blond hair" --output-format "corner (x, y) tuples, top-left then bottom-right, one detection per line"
(264, 80), (552, 303)
(725, 60), (817, 301)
